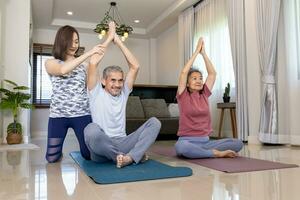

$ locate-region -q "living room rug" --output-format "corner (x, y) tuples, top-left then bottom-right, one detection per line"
(70, 151), (192, 184)
(150, 146), (298, 173)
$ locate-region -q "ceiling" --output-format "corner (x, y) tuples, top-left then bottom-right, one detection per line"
(32, 0), (199, 38)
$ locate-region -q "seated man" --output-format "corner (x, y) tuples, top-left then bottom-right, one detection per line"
(84, 22), (161, 168)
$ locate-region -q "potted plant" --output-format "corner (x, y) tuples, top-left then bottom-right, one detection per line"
(0, 80), (33, 144)
(223, 83), (230, 103)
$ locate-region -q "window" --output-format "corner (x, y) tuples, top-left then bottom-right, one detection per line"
(32, 44), (54, 106)
(193, 0), (235, 90)
(32, 43), (85, 107)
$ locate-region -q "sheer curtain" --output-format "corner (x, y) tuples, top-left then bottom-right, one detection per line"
(194, 0), (235, 136)
(283, 0), (300, 81)
(227, 0), (249, 141)
(282, 0), (300, 144)
(256, 0), (281, 144)
(178, 6), (195, 67)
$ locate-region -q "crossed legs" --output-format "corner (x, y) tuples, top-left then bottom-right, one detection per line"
(175, 136), (243, 159)
(84, 117), (161, 168)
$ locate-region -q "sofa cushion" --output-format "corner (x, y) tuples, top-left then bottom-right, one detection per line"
(141, 99), (170, 118)
(157, 117), (179, 134)
(126, 96), (145, 119)
(168, 103), (179, 117)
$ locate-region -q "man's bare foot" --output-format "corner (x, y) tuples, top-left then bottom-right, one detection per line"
(213, 149), (238, 158)
(141, 154), (149, 163)
(116, 154), (133, 168)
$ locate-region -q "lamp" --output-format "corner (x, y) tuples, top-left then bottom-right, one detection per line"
(94, 2), (133, 41)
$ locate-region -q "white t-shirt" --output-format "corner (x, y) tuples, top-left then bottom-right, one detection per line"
(88, 82), (132, 138)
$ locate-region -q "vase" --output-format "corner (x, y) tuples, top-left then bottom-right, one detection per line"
(223, 96), (230, 103)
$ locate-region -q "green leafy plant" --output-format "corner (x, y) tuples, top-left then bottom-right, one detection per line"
(94, 12), (133, 37)
(0, 80), (33, 136)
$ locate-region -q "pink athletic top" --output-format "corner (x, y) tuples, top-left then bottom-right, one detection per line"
(176, 84), (212, 137)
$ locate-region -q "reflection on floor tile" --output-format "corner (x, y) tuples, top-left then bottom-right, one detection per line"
(1, 138), (300, 200)
(0, 143), (39, 151)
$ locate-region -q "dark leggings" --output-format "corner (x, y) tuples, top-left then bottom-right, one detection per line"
(46, 115), (92, 163)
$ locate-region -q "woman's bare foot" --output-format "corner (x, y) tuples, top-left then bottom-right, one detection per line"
(213, 149), (238, 158)
(116, 154), (133, 168)
(141, 154), (149, 163)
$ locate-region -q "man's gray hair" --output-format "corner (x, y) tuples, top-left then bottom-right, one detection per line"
(102, 65), (124, 79)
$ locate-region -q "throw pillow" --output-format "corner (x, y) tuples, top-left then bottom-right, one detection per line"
(141, 99), (170, 118)
(168, 103), (179, 117)
(126, 96), (145, 118)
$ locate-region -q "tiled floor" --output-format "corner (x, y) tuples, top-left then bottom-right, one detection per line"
(1, 138), (300, 200)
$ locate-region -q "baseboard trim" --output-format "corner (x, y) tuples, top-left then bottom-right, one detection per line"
(247, 135), (261, 145)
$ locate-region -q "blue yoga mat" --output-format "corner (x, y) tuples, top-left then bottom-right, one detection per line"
(70, 151), (192, 184)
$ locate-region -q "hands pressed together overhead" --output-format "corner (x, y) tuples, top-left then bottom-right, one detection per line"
(195, 37), (206, 55)
(89, 21), (122, 65)
(108, 21), (123, 46)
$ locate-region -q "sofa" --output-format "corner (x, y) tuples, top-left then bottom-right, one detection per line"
(126, 96), (179, 139)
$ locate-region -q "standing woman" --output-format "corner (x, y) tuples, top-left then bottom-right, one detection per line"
(175, 37), (243, 158)
(45, 23), (114, 162)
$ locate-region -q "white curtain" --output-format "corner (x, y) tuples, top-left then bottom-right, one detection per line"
(256, 0), (282, 143)
(283, 0), (300, 83)
(281, 0), (300, 145)
(178, 6), (194, 67)
(194, 0), (235, 136)
(227, 0), (249, 141)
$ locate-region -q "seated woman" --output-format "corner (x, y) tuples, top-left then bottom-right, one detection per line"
(175, 37), (243, 158)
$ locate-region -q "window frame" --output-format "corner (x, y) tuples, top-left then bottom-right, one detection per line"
(32, 43), (85, 108)
(32, 52), (53, 108)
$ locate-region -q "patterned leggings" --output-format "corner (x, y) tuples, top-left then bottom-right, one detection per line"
(46, 115), (92, 163)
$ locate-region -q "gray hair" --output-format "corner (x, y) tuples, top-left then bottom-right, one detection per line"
(102, 65), (124, 79)
(187, 68), (202, 82)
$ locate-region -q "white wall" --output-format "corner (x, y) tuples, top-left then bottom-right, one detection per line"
(0, 0), (4, 140)
(31, 28), (152, 137)
(0, 1), (3, 72)
(1, 0), (31, 144)
(149, 38), (158, 84)
(156, 23), (180, 85)
(33, 29), (151, 84)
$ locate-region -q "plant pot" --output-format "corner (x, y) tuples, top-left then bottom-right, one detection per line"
(6, 132), (22, 144)
(7, 151), (22, 166)
(223, 96), (230, 103)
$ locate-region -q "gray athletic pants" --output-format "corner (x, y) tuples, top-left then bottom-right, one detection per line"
(84, 117), (161, 163)
(175, 136), (243, 158)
